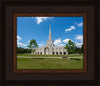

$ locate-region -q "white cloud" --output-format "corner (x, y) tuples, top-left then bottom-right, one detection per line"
(75, 35), (83, 42)
(38, 41), (44, 47)
(75, 22), (83, 27)
(35, 17), (54, 24)
(53, 38), (62, 45)
(65, 26), (75, 32)
(57, 44), (65, 47)
(17, 35), (22, 42)
(27, 40), (30, 43)
(63, 39), (72, 43)
(77, 22), (83, 27)
(17, 43), (27, 47)
(38, 44), (44, 47)
(17, 35), (27, 47)
(75, 42), (83, 48)
(17, 35), (22, 40)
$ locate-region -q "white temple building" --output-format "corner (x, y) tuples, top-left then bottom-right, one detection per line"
(34, 25), (68, 55)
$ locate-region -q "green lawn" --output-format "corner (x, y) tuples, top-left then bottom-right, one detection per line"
(17, 53), (83, 57)
(17, 57), (83, 69)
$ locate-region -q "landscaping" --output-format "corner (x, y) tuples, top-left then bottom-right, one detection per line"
(17, 54), (83, 69)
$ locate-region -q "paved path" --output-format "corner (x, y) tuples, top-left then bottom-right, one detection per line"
(17, 56), (83, 58)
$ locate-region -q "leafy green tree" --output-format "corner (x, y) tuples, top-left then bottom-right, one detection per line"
(64, 40), (76, 54)
(27, 39), (38, 55)
(17, 47), (23, 54)
(75, 47), (81, 54)
(81, 44), (83, 53)
(74, 44), (83, 54)
(17, 47), (31, 54)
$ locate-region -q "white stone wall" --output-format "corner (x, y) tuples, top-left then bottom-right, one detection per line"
(34, 46), (68, 55)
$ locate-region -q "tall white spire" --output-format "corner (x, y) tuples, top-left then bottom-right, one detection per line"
(47, 24), (53, 45)
(49, 24), (52, 40)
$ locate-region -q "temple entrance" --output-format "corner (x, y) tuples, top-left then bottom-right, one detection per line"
(44, 47), (49, 55)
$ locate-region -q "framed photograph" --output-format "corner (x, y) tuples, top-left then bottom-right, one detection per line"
(1, 0), (99, 86)
(13, 13), (87, 73)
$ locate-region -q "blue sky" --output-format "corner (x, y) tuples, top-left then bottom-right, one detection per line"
(17, 17), (83, 48)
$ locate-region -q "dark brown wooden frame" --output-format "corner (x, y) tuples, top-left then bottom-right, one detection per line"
(1, 0), (99, 86)
(13, 13), (87, 73)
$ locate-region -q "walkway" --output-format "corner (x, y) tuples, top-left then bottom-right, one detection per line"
(17, 56), (83, 58)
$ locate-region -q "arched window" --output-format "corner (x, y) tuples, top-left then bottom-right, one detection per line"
(60, 52), (62, 55)
(56, 52), (58, 55)
(64, 52), (66, 55)
(52, 52), (55, 55)
(40, 52), (42, 55)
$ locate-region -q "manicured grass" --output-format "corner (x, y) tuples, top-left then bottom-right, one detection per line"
(17, 53), (83, 57)
(68, 54), (83, 57)
(17, 58), (83, 69)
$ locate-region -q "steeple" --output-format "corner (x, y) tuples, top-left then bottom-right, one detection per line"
(49, 24), (52, 40)
(47, 24), (53, 46)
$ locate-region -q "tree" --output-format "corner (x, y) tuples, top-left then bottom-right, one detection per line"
(81, 44), (83, 53)
(17, 47), (32, 54)
(27, 39), (38, 55)
(75, 47), (81, 54)
(17, 47), (24, 54)
(64, 40), (76, 54)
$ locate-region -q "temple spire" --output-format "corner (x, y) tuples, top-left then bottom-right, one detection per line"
(49, 24), (52, 40)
